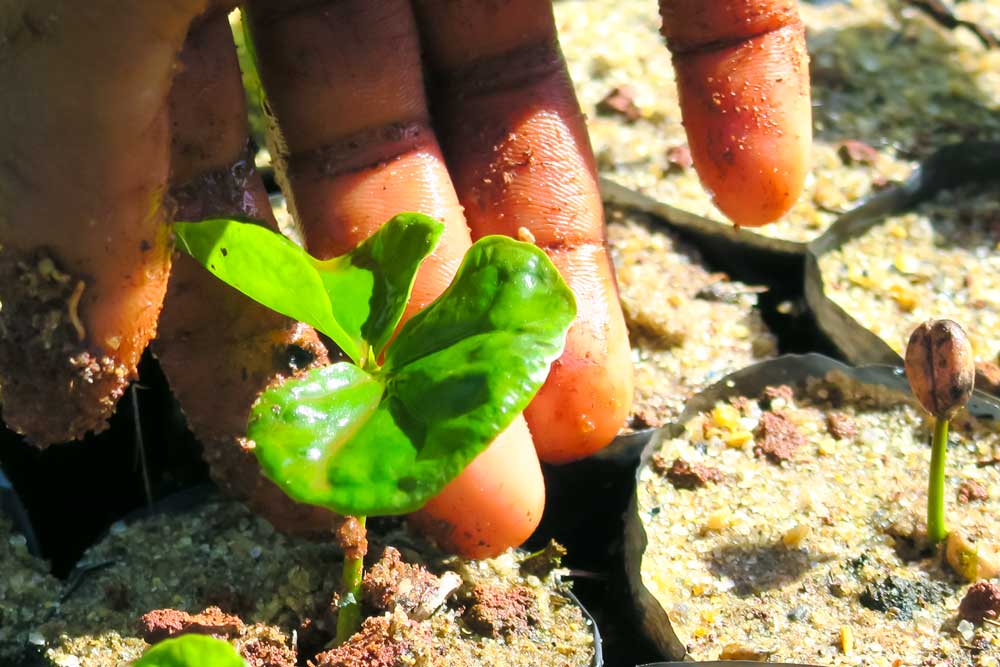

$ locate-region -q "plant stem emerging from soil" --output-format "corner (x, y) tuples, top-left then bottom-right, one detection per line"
(336, 515), (367, 643)
(905, 319), (974, 545)
(928, 417), (949, 544)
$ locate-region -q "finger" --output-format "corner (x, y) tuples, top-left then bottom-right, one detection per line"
(244, 0), (469, 320)
(0, 0), (207, 443)
(165, 12), (253, 187)
(245, 0), (545, 556)
(412, 0), (634, 464)
(155, 11), (336, 536)
(410, 417), (544, 560)
(660, 0), (811, 227)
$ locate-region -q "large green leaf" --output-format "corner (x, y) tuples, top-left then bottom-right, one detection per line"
(173, 213), (442, 364)
(248, 236), (576, 516)
(251, 362), (384, 507)
(133, 635), (247, 667)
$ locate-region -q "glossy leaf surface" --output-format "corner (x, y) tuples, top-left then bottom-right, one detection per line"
(134, 635), (247, 667)
(249, 236), (576, 516)
(251, 362), (384, 507)
(173, 213), (442, 363)
(314, 213), (442, 358)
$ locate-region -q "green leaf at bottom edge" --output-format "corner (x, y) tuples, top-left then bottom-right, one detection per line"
(133, 635), (247, 667)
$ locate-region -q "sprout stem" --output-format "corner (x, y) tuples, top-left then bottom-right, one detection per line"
(335, 515), (367, 644)
(928, 417), (950, 544)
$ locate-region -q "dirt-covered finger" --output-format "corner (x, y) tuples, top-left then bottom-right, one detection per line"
(660, 0), (812, 227)
(244, 0), (546, 555)
(156, 11), (336, 536)
(0, 0), (211, 444)
(244, 0), (474, 319)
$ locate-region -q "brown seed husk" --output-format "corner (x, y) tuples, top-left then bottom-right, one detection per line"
(904, 319), (975, 419)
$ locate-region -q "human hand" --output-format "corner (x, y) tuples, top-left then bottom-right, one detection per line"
(0, 1), (810, 556)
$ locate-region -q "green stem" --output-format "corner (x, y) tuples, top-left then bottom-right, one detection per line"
(335, 516), (367, 644)
(928, 417), (949, 544)
(235, 7), (266, 118)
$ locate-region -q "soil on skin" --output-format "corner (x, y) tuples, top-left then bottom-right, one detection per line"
(0, 248), (131, 444)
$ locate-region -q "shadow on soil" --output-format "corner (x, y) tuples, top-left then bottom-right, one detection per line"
(705, 541), (829, 597)
(808, 21), (1000, 157)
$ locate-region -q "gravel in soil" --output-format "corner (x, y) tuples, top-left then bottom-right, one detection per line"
(31, 499), (594, 667)
(0, 515), (60, 665)
(819, 182), (1000, 373)
(607, 206), (777, 429)
(555, 0), (999, 242)
(635, 371), (1000, 666)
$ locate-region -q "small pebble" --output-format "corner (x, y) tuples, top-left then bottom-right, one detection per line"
(787, 605), (810, 622)
(704, 509), (731, 532)
(957, 619), (975, 642)
(839, 625), (853, 655)
(782, 523), (811, 548)
(719, 644), (772, 661)
(828, 580), (848, 598)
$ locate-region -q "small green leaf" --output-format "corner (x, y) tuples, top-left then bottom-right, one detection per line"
(249, 236), (576, 516)
(173, 214), (442, 364)
(133, 635), (247, 667)
(315, 212), (443, 358)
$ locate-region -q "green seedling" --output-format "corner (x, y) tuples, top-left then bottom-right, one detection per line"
(173, 213), (576, 640)
(134, 634), (247, 667)
(903, 319), (975, 544)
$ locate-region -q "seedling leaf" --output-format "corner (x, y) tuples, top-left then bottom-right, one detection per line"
(133, 634), (247, 667)
(314, 212), (443, 358)
(249, 236), (576, 516)
(173, 214), (442, 364)
(251, 362), (385, 507)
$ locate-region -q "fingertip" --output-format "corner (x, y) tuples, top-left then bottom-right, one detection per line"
(410, 416), (544, 559)
(526, 247), (633, 464)
(673, 23), (811, 227)
(526, 358), (632, 464)
(683, 106), (811, 228)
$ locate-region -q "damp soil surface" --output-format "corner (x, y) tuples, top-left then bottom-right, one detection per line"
(633, 372), (1000, 665)
(18, 498), (595, 667)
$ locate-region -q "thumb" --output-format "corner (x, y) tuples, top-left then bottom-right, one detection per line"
(0, 0), (210, 443)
